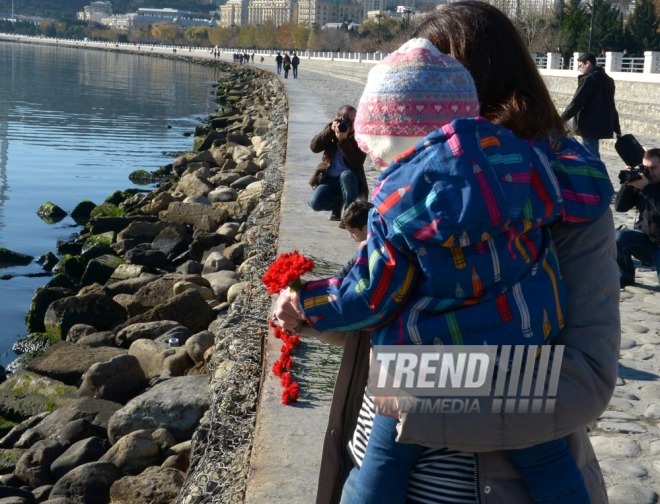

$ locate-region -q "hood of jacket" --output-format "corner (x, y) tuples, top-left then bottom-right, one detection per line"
(371, 118), (612, 249)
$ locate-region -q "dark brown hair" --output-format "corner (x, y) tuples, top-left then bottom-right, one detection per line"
(645, 148), (660, 161)
(342, 200), (373, 229)
(578, 53), (597, 66)
(412, 1), (566, 141)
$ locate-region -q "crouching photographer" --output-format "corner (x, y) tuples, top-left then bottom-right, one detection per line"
(615, 148), (660, 287)
(308, 105), (368, 226)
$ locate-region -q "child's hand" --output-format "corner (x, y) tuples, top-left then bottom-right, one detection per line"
(272, 287), (305, 332)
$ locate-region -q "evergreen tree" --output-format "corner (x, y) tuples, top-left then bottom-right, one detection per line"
(591, 0), (624, 53)
(625, 0), (660, 53)
(560, 0), (589, 53)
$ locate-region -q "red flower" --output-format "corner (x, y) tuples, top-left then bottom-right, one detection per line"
(262, 251), (315, 294)
(273, 360), (284, 376)
(281, 381), (300, 404)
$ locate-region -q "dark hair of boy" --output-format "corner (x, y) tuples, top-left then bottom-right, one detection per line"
(342, 200), (374, 229)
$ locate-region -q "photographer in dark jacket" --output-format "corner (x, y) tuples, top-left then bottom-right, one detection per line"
(561, 53), (621, 159)
(309, 105), (368, 225)
(615, 148), (660, 287)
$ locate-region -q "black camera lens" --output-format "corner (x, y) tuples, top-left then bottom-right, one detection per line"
(337, 122), (350, 133)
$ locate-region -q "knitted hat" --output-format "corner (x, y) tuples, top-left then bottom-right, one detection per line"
(354, 38), (480, 168)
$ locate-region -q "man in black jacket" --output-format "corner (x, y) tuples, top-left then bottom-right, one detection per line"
(309, 105), (368, 224)
(615, 148), (660, 287)
(561, 53), (621, 159)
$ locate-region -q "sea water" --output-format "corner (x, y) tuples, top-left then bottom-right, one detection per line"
(0, 41), (222, 366)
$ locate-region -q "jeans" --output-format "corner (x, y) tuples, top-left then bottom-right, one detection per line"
(339, 414), (423, 504)
(276, 63), (282, 74)
(580, 136), (600, 159)
(616, 227), (660, 285)
(340, 418), (590, 504)
(509, 438), (591, 503)
(292, 66), (298, 78)
(308, 171), (360, 216)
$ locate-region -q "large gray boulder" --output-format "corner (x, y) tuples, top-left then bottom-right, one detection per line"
(158, 202), (228, 232)
(131, 274), (202, 310)
(202, 270), (240, 301)
(25, 342), (126, 386)
(185, 331), (215, 364)
(124, 246), (167, 269)
(43, 293), (127, 340)
(128, 339), (184, 380)
(77, 355), (147, 403)
(151, 226), (191, 259)
(119, 289), (216, 334)
(0, 372), (77, 422)
(109, 466), (185, 504)
(49, 461), (122, 504)
(80, 254), (123, 287)
(25, 287), (74, 334)
(99, 430), (160, 475)
(14, 439), (65, 487)
(107, 375), (210, 444)
(114, 320), (183, 348)
(50, 436), (109, 480)
(175, 172), (214, 197)
(115, 221), (171, 244)
(16, 397), (122, 449)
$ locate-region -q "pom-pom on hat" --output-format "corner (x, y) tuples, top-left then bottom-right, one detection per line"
(354, 38), (480, 168)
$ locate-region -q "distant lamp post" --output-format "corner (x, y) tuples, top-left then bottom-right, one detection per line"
(584, 1), (595, 53)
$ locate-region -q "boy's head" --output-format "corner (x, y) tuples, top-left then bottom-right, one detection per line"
(342, 200), (373, 242)
(354, 38), (480, 169)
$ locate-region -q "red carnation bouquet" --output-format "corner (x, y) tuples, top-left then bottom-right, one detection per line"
(262, 251), (314, 405)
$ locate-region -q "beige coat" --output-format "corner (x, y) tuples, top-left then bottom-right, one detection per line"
(315, 209), (620, 504)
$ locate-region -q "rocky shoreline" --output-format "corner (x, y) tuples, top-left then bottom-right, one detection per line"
(0, 59), (286, 503)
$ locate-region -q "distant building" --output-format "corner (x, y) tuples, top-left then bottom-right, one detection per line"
(77, 1), (113, 23)
(247, 0), (295, 27)
(362, 0), (386, 19)
(101, 13), (136, 30)
(298, 0), (362, 27)
(219, 0), (249, 27)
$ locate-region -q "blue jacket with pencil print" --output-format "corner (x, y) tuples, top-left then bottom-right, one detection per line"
(298, 118), (613, 347)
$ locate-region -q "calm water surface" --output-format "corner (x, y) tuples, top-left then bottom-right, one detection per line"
(0, 41), (223, 366)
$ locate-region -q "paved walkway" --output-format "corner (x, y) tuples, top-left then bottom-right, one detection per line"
(244, 60), (660, 503)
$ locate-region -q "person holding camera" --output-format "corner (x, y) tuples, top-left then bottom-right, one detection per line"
(615, 148), (660, 287)
(308, 105), (368, 224)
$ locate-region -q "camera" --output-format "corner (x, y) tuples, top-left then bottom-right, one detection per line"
(337, 114), (353, 133)
(618, 165), (649, 184)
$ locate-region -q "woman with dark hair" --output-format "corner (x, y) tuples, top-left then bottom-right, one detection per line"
(274, 2), (620, 503)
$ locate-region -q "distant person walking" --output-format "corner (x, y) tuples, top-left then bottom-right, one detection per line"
(561, 52), (621, 159)
(283, 54), (291, 79)
(275, 52), (283, 75)
(292, 53), (300, 79)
